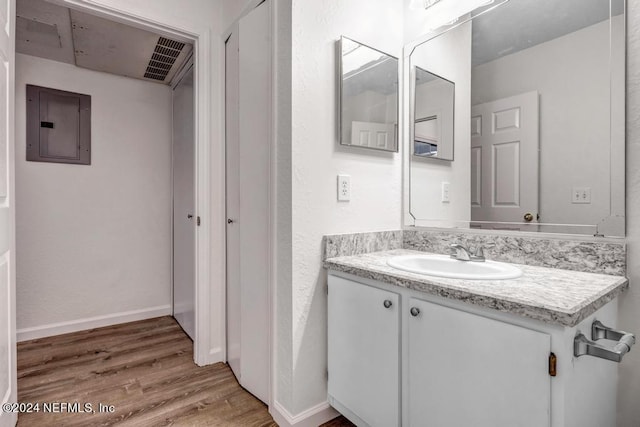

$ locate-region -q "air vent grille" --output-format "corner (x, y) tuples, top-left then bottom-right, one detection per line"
(143, 36), (186, 82)
(158, 36), (185, 51)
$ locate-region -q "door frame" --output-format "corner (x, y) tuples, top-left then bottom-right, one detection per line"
(48, 0), (215, 365)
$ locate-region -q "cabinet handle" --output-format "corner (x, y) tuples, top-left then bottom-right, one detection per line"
(410, 307), (420, 317)
(383, 300), (392, 309)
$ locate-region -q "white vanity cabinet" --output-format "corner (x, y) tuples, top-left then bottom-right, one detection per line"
(328, 275), (401, 427)
(328, 272), (620, 427)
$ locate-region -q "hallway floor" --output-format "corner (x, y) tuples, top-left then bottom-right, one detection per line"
(17, 316), (354, 426)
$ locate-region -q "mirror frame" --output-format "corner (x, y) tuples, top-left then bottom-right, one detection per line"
(338, 36), (400, 153)
(402, 0), (626, 238)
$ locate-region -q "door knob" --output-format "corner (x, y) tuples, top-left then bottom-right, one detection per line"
(523, 212), (534, 222)
(187, 214), (193, 219)
(227, 219), (234, 224)
(383, 300), (393, 309)
(410, 307), (420, 317)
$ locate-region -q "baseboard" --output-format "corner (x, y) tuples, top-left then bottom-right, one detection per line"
(16, 305), (172, 342)
(194, 347), (224, 367)
(270, 400), (339, 427)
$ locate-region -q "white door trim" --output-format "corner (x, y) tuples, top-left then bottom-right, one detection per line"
(49, 0), (216, 366)
(1, 1), (17, 425)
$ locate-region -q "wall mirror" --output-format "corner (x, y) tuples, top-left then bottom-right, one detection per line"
(339, 36), (399, 152)
(405, 0), (625, 237)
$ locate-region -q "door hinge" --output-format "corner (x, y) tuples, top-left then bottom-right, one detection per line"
(549, 352), (557, 377)
(197, 216), (201, 226)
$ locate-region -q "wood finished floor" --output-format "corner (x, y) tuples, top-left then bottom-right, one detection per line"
(17, 316), (354, 427)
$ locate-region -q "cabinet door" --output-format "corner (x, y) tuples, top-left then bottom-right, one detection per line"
(407, 297), (550, 427)
(328, 275), (400, 427)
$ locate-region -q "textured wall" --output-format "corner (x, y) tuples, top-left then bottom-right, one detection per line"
(15, 54), (172, 333)
(286, 0), (404, 415)
(618, 2), (640, 426)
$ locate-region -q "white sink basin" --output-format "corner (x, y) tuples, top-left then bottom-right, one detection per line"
(386, 254), (522, 280)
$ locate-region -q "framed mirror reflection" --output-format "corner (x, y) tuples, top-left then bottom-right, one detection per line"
(405, 0), (625, 237)
(413, 67), (455, 160)
(338, 36), (399, 152)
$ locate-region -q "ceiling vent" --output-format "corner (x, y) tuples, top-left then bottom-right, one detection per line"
(144, 37), (186, 82)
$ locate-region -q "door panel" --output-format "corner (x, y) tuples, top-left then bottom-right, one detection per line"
(225, 0), (271, 404)
(408, 298), (551, 427)
(471, 146), (481, 205)
(493, 141), (520, 205)
(351, 121), (394, 150)
(225, 27), (240, 378)
(172, 67), (195, 340)
(237, 0), (270, 404)
(471, 91), (539, 226)
(328, 276), (400, 427)
(0, 1), (15, 426)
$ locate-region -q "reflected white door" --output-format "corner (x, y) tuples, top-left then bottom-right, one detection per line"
(172, 67), (195, 340)
(0, 1), (16, 426)
(471, 91), (539, 227)
(225, 0), (271, 405)
(351, 121), (395, 150)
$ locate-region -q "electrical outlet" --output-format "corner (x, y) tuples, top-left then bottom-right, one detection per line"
(441, 182), (450, 203)
(337, 174), (351, 201)
(571, 187), (591, 204)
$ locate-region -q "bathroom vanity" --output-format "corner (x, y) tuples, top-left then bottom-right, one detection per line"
(325, 248), (630, 427)
(327, 0), (631, 423)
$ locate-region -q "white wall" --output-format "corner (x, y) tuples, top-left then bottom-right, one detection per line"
(222, 0), (254, 32)
(408, 21), (472, 226)
(15, 54), (172, 337)
(472, 18), (624, 229)
(280, 0), (404, 416)
(619, 2), (640, 425)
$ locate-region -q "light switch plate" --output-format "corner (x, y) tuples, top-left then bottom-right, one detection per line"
(338, 174), (351, 201)
(441, 182), (450, 203)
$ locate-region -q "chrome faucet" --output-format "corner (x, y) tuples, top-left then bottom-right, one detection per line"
(450, 243), (487, 262)
(450, 244), (472, 261)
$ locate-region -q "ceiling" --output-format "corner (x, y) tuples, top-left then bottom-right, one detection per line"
(15, 0), (192, 85)
(471, 0), (622, 66)
(343, 56), (398, 96)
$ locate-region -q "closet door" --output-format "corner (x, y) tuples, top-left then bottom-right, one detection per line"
(237, 0), (271, 404)
(225, 26), (241, 378)
(225, 0), (271, 404)
(0, 1), (16, 426)
(172, 67), (195, 340)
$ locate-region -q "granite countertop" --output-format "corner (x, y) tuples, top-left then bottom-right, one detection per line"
(324, 249), (629, 327)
